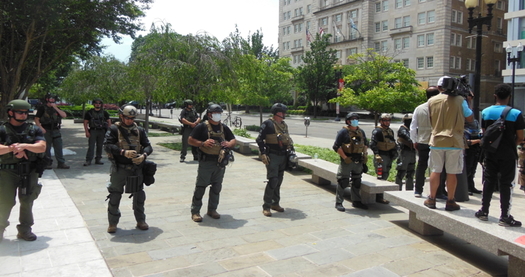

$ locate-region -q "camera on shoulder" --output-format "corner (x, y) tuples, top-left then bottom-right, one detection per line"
(441, 75), (471, 98)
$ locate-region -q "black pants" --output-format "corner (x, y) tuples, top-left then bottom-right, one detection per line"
(481, 153), (515, 217)
(415, 143), (430, 194)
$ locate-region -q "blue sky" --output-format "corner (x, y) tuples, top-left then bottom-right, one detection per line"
(102, 0), (279, 61)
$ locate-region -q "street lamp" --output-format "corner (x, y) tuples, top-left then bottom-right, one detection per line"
(466, 0), (497, 119)
(506, 42), (523, 108)
(334, 64), (343, 121)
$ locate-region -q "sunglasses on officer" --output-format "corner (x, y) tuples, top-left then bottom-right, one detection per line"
(13, 110), (29, 115)
(122, 115), (135, 120)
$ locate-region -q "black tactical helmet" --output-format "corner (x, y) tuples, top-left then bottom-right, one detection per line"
(93, 98), (103, 104)
(346, 113), (359, 120)
(6, 99), (31, 111)
(119, 104), (138, 117)
(184, 99), (194, 107)
(271, 103), (288, 115)
(44, 93), (59, 102)
(207, 104), (223, 114)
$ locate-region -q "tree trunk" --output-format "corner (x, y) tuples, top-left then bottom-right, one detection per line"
(259, 105), (263, 126)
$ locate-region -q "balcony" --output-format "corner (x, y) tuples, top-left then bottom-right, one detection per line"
(389, 26), (412, 36)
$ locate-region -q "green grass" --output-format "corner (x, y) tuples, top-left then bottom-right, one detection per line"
(157, 142), (182, 151)
(148, 132), (176, 137)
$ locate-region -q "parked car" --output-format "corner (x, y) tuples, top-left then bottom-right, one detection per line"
(165, 101), (177, 109)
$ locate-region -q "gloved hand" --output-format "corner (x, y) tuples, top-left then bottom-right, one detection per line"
(132, 154), (146, 165)
(260, 154), (270, 165)
(344, 157), (352, 164)
(375, 154), (383, 163)
(124, 150), (137, 159)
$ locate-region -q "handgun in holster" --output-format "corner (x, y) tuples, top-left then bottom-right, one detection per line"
(18, 161), (32, 195)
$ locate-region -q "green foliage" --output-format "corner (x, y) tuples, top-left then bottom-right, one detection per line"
(245, 125), (260, 131)
(232, 128), (252, 138)
(148, 132), (175, 137)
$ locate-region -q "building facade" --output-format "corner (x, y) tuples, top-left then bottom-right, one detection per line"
(279, 0), (507, 110)
(504, 0), (525, 110)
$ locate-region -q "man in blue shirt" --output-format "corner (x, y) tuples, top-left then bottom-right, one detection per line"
(475, 84), (524, 227)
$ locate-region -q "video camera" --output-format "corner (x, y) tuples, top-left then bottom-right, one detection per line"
(440, 75), (471, 98)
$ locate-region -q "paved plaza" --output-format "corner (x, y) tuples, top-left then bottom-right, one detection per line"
(1, 115), (524, 276)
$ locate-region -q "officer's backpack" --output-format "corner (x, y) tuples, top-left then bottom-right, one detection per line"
(481, 106), (512, 154)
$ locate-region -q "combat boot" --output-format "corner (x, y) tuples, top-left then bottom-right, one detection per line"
(192, 214), (202, 222)
(136, 222), (149, 230)
(270, 205), (285, 212)
(57, 163), (70, 169)
(95, 159), (104, 165)
(207, 210), (221, 219)
(17, 230), (37, 241)
(83, 160), (91, 166)
(107, 224), (117, 233)
(335, 203), (345, 212)
(263, 209), (272, 217)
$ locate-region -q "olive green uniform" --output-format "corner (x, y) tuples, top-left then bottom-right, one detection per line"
(0, 123), (45, 235)
(104, 122), (152, 226)
(35, 105), (65, 166)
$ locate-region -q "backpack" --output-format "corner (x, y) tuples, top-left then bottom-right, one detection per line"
(481, 106), (512, 154)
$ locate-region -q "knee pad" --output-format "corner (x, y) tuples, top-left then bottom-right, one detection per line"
(210, 182), (222, 194)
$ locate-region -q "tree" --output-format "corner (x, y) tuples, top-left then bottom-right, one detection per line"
(331, 49), (425, 124)
(0, 0), (151, 117)
(296, 33), (337, 118)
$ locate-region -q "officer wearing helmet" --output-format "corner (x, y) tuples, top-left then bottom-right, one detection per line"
(179, 99), (201, 162)
(256, 103), (294, 217)
(0, 100), (46, 242)
(83, 98), (111, 166)
(395, 113), (416, 191)
(103, 104), (153, 233)
(370, 113), (399, 204)
(188, 104), (236, 222)
(34, 93), (70, 169)
(332, 112), (369, 211)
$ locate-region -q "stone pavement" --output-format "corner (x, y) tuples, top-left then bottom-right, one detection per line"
(1, 117), (523, 276)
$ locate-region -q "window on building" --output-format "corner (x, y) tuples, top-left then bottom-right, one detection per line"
(349, 9), (358, 19)
(451, 33), (456, 46)
(402, 59), (409, 67)
(452, 10), (463, 23)
(450, 57), (455, 68)
(418, 12), (425, 25)
(381, 40), (388, 52)
(450, 56), (461, 69)
(402, 37), (410, 48)
(467, 37), (476, 49)
(427, 33), (434, 45)
(456, 34), (462, 46)
(426, 56), (434, 68)
(395, 17), (402, 28)
(427, 11), (435, 23)
(467, 59), (476, 71)
(375, 2), (381, 12)
(495, 60), (501, 76)
(375, 22), (380, 32)
(394, 38), (402, 50)
(336, 50), (342, 59)
(404, 0), (411, 6)
(347, 48), (358, 56)
(307, 4), (311, 13)
(497, 18), (503, 31)
(456, 57), (461, 69)
(417, 57), (424, 69)
(374, 42), (381, 52)
(382, 20), (388, 31)
(321, 17), (328, 25)
(335, 14), (342, 22)
(349, 28), (359, 39)
(496, 0), (505, 10)
(494, 42), (503, 53)
(417, 35), (425, 47)
(403, 16), (411, 26)
(383, 1), (389, 11)
(395, 0), (402, 8)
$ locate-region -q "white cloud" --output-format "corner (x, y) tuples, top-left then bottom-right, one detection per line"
(102, 0), (279, 61)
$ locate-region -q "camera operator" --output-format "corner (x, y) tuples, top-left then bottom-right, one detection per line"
(424, 76), (473, 211)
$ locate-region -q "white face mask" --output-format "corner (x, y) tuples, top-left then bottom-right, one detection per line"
(212, 113), (222, 122)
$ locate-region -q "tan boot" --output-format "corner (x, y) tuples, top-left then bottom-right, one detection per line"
(192, 214), (202, 222)
(136, 222), (149, 230)
(271, 205), (285, 212)
(207, 210), (220, 219)
(107, 224), (117, 233)
(263, 209), (272, 217)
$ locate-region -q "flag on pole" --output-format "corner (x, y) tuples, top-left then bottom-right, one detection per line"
(319, 27), (324, 35)
(306, 28), (312, 42)
(334, 25), (345, 40)
(350, 18), (358, 31)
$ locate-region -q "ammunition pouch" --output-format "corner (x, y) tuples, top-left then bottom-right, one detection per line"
(18, 161), (32, 195)
(142, 160), (157, 186)
(125, 175), (143, 193)
(217, 148), (234, 169)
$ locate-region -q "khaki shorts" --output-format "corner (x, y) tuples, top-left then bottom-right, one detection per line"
(429, 149), (463, 174)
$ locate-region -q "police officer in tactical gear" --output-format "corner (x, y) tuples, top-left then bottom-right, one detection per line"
(179, 99), (201, 162)
(0, 100), (46, 242)
(103, 104), (153, 233)
(188, 104), (236, 222)
(370, 113), (399, 204)
(34, 93), (70, 169)
(395, 113), (416, 191)
(83, 98), (111, 166)
(256, 103), (294, 217)
(333, 113), (370, 211)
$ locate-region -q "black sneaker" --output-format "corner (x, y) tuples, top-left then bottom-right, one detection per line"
(475, 210), (488, 221)
(499, 215), (522, 227)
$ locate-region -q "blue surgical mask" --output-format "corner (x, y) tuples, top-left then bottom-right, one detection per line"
(350, 119), (359, 127)
(212, 113), (222, 122)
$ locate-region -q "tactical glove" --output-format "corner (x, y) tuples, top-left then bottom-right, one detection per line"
(375, 154), (383, 164)
(124, 150), (137, 159)
(132, 154), (146, 165)
(260, 154), (270, 165)
(344, 157), (352, 164)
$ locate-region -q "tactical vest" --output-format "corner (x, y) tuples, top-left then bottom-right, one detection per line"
(199, 121), (226, 155)
(376, 127), (396, 151)
(89, 109), (108, 129)
(39, 106), (62, 128)
(397, 125), (412, 148)
(0, 123), (44, 163)
(115, 122), (143, 154)
(182, 109), (198, 126)
(264, 119), (293, 148)
(341, 127), (365, 154)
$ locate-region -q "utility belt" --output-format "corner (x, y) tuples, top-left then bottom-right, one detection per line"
(90, 127), (107, 131)
(0, 162), (36, 170)
(42, 124), (60, 130)
(116, 163), (138, 171)
(200, 153), (219, 162)
(269, 149), (287, 156)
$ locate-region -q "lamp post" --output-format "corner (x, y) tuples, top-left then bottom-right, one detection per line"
(506, 42), (523, 108)
(466, 0), (497, 119)
(334, 64), (343, 121)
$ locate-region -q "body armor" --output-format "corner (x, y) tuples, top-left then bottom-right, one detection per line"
(0, 123), (43, 163)
(88, 109), (108, 129)
(376, 127), (396, 151)
(341, 127), (365, 154)
(264, 119), (293, 148)
(115, 122), (143, 154)
(39, 106), (62, 128)
(199, 121), (226, 155)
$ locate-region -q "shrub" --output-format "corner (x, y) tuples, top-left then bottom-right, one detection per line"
(233, 128), (252, 138)
(245, 125), (259, 131)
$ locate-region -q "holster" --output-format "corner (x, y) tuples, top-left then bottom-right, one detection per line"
(125, 175), (143, 193)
